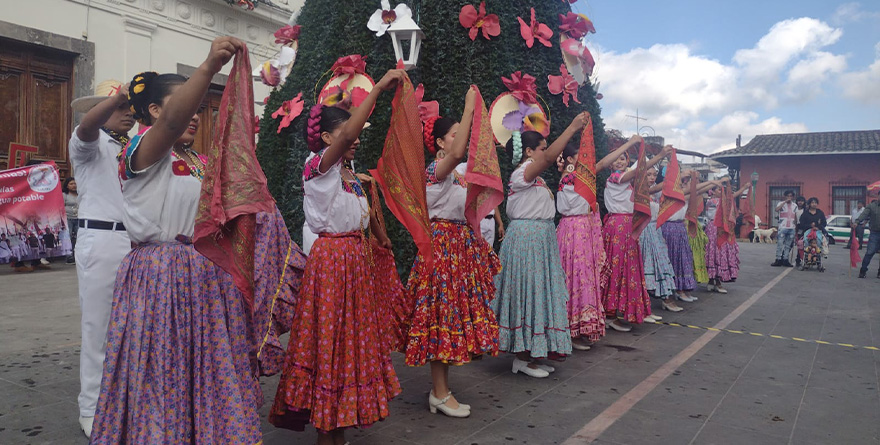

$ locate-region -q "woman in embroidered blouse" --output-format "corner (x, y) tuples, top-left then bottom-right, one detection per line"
(270, 69), (407, 445)
(492, 113), (588, 379)
(704, 178), (751, 292)
(90, 37), (274, 444)
(555, 142), (606, 351)
(598, 138), (671, 333)
(404, 88), (501, 418)
(639, 167), (681, 312)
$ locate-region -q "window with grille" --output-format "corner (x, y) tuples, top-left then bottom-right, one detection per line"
(832, 186), (866, 216)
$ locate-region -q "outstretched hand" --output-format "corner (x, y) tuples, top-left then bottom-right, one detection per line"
(376, 69), (409, 91)
(203, 36), (244, 75)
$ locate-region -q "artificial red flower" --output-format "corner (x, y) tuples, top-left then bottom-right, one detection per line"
(272, 92), (305, 134)
(260, 61), (280, 87)
(547, 64), (580, 107)
(414, 84), (440, 123)
(331, 54), (368, 76)
(459, 2), (501, 41)
(274, 25), (301, 45)
(518, 8), (553, 48)
(558, 12), (595, 39)
(254, 116), (261, 134)
(172, 159), (191, 176)
(501, 71), (538, 105)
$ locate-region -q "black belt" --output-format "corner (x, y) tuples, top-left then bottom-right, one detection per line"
(79, 219), (126, 231)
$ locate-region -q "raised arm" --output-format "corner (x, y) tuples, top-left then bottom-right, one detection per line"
(434, 87), (476, 181)
(620, 145), (672, 183)
(132, 37), (241, 171)
(76, 86), (129, 143)
(597, 134), (641, 171)
(320, 69), (408, 173)
(524, 112), (588, 183)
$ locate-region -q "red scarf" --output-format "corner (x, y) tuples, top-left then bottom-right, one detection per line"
(656, 148), (685, 227)
(714, 185), (735, 246)
(685, 174), (704, 238)
(742, 184), (756, 230)
(193, 46), (275, 310)
(463, 85), (504, 235)
(370, 76), (433, 267)
(630, 141), (651, 240)
(573, 113), (598, 211)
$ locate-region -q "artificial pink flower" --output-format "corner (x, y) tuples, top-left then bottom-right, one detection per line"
(561, 38), (596, 77)
(331, 54), (368, 76)
(272, 92), (304, 134)
(558, 12), (595, 39)
(459, 2), (501, 41)
(414, 84), (440, 123)
(254, 116), (261, 134)
(260, 61), (280, 87)
(518, 8), (553, 48)
(547, 64), (580, 107)
(274, 25), (301, 45)
(501, 71), (538, 105)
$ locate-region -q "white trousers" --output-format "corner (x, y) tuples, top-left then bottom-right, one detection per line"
(75, 227), (131, 417)
(480, 217), (495, 248)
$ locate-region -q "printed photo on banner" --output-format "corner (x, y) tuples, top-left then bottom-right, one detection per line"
(0, 162), (72, 264)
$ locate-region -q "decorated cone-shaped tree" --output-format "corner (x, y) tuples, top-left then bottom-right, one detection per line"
(257, 0), (608, 275)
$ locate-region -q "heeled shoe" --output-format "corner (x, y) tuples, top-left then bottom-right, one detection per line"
(676, 294), (697, 302)
(429, 391), (471, 418)
(644, 314), (658, 323)
(512, 358), (549, 378)
(706, 283), (717, 292)
(448, 391), (470, 411)
(571, 339), (592, 351)
(532, 361), (555, 373)
(715, 285), (728, 294)
(608, 319), (632, 332)
(662, 301), (684, 312)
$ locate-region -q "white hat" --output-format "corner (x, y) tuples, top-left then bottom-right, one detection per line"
(71, 79), (124, 113)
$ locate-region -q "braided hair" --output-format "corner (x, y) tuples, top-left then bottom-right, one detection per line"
(422, 116), (456, 155)
(128, 72), (186, 126)
(505, 130), (544, 164)
(304, 104), (351, 153)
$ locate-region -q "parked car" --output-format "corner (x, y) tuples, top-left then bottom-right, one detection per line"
(826, 215), (871, 245)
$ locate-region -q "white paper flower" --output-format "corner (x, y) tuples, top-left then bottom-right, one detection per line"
(367, 0), (412, 37)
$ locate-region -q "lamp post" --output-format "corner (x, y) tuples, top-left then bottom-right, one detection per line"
(750, 171), (759, 228)
(387, 15), (424, 70)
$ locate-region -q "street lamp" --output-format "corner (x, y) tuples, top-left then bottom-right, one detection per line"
(387, 15), (424, 70)
(751, 170), (759, 186)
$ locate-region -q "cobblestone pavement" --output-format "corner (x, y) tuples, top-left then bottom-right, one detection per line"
(1, 243), (878, 444)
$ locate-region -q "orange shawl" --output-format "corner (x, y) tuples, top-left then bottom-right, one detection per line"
(656, 148), (685, 227)
(370, 77), (432, 267)
(193, 46), (275, 310)
(463, 85), (504, 236)
(685, 174), (704, 238)
(630, 141), (651, 240)
(573, 113), (598, 212)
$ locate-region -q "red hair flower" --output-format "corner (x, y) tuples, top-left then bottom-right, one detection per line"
(330, 55), (368, 76)
(502, 71), (538, 105)
(172, 159), (191, 177)
(459, 2), (501, 41)
(558, 12), (595, 39)
(274, 25), (301, 45)
(547, 64), (580, 107)
(414, 83), (440, 123)
(272, 92), (305, 134)
(254, 116), (261, 134)
(518, 8), (553, 48)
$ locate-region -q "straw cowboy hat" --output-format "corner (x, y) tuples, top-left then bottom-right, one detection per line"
(71, 79), (124, 113)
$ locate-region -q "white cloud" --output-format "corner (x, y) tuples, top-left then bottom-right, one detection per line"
(840, 42), (880, 104)
(832, 2), (880, 24)
(591, 17), (861, 154)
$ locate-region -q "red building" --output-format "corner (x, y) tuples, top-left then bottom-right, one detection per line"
(711, 130), (880, 227)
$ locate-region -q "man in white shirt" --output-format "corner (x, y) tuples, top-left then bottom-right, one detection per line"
(68, 80), (135, 438)
(771, 190), (797, 267)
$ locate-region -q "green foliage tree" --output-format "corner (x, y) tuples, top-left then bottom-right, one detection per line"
(257, 0), (607, 277)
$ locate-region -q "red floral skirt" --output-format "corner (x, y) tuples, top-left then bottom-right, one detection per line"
(404, 220), (501, 366)
(270, 233), (402, 432)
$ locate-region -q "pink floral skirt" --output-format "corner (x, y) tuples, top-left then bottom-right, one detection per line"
(557, 213), (606, 341)
(601, 214), (651, 324)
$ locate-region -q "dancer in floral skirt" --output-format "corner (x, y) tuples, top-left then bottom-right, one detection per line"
(555, 143), (606, 350)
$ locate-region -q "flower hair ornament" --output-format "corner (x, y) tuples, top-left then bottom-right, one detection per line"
(511, 131), (523, 165)
(422, 115), (441, 154)
(128, 71), (159, 125)
(306, 103), (325, 153)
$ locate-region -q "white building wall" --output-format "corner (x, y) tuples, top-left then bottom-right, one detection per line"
(2, 0), (304, 115)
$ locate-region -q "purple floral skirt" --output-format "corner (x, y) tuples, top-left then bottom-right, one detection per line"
(705, 223), (739, 282)
(661, 220), (696, 291)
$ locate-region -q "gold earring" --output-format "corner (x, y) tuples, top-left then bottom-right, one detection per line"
(565, 164), (575, 173)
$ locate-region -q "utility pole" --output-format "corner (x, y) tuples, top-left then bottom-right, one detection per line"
(625, 109), (648, 135)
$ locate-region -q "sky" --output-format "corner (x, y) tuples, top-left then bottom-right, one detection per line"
(570, 0), (880, 155)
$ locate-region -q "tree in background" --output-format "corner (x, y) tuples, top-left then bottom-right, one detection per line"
(257, 0), (607, 276)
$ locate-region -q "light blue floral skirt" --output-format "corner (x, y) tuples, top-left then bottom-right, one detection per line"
(493, 219), (572, 358)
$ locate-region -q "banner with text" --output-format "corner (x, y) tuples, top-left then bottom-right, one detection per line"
(0, 162), (72, 263)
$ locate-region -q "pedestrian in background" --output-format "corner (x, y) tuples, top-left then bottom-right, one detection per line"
(847, 201), (865, 250)
(854, 190), (880, 279)
(62, 177), (79, 263)
(771, 190), (797, 267)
